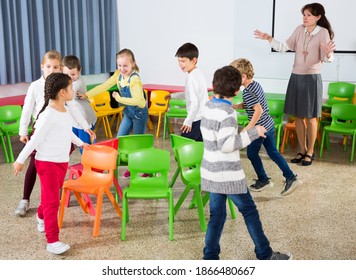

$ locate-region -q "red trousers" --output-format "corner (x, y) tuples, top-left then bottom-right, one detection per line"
(35, 160), (68, 243)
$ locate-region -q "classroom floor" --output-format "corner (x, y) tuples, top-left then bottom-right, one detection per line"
(0, 120), (355, 260)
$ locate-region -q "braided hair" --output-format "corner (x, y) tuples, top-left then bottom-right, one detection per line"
(33, 73), (71, 128)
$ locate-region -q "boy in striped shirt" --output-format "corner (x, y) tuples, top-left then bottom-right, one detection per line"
(201, 66), (291, 260)
(230, 58), (301, 196)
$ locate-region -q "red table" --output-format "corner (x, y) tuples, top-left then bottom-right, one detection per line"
(0, 95), (26, 106)
(143, 84), (185, 93)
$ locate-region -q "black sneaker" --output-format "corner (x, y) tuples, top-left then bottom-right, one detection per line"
(250, 178), (273, 192)
(281, 175), (302, 196)
(269, 251), (292, 260)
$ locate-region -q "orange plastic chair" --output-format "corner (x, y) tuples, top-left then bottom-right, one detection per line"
(147, 90), (170, 137)
(280, 121), (297, 154)
(65, 138), (122, 215)
(89, 91), (124, 138)
(58, 145), (122, 237)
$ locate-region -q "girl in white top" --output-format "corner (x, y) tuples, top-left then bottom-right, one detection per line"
(14, 73), (88, 255)
(14, 50), (95, 217)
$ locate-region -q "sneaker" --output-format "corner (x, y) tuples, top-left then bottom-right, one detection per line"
(281, 175), (302, 196)
(46, 241), (70, 255)
(14, 199), (29, 216)
(36, 214), (45, 233)
(269, 251), (292, 260)
(122, 170), (130, 179)
(250, 178), (273, 192)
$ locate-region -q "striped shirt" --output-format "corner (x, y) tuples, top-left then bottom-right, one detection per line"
(242, 81), (274, 132)
(200, 98), (260, 194)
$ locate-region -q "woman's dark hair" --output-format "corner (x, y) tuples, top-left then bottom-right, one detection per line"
(212, 66), (242, 98)
(33, 73), (71, 126)
(302, 3), (334, 39)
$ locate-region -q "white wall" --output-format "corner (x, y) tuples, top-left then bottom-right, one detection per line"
(117, 0), (356, 98)
(117, 0), (236, 87)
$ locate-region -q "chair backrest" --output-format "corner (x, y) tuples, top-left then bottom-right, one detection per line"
(81, 145), (117, 184)
(148, 90), (169, 113)
(117, 134), (154, 164)
(327, 82), (355, 105)
(176, 142), (204, 185)
(170, 134), (195, 160)
(167, 99), (187, 117)
(330, 104), (356, 129)
(0, 105), (22, 132)
(90, 91), (112, 112)
(128, 148), (170, 189)
(95, 138), (119, 150)
(267, 100), (284, 125)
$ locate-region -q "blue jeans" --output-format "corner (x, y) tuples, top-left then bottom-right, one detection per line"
(203, 191), (272, 260)
(117, 112), (148, 136)
(247, 128), (294, 181)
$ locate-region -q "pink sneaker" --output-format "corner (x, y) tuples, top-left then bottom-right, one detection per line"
(123, 170), (130, 179)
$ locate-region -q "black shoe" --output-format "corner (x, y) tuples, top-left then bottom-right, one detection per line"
(250, 178), (273, 192)
(291, 152), (305, 164)
(268, 251), (293, 260)
(302, 153), (314, 166)
(281, 175), (302, 196)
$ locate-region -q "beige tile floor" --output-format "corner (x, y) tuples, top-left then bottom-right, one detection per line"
(0, 121), (355, 260)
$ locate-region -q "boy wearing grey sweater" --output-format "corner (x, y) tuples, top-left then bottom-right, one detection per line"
(201, 66), (291, 260)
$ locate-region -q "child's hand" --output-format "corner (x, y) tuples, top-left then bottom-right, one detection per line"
(255, 125), (267, 138)
(85, 129), (96, 142)
(164, 94), (171, 101)
(180, 124), (191, 133)
(232, 104), (239, 110)
(76, 93), (88, 100)
(13, 162), (24, 176)
(81, 143), (90, 149)
(19, 136), (29, 144)
(112, 91), (119, 99)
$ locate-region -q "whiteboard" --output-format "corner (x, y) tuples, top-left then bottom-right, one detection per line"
(272, 0), (356, 53)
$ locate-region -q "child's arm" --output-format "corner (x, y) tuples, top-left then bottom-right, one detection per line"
(19, 83), (36, 142)
(84, 71), (119, 99)
(112, 77), (145, 107)
(243, 103), (263, 131)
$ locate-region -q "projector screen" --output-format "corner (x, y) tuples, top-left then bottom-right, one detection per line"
(272, 0), (356, 53)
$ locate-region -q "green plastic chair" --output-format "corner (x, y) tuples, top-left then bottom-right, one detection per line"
(163, 99), (187, 139)
(121, 148), (174, 241)
(320, 103), (356, 162)
(0, 105), (23, 162)
(169, 134), (195, 188)
(116, 134), (155, 179)
(232, 95), (249, 127)
(322, 82), (355, 112)
(174, 142), (207, 232)
(267, 99), (285, 149)
(0, 129), (10, 163)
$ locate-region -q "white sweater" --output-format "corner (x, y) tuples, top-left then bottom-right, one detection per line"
(16, 106), (84, 164)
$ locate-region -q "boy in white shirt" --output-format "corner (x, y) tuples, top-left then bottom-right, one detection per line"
(165, 43), (208, 141)
(62, 55), (97, 152)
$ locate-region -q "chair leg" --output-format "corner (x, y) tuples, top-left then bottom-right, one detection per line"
(0, 135), (10, 163)
(193, 185), (207, 232)
(168, 167), (180, 188)
(320, 130), (326, 158)
(174, 186), (191, 215)
(106, 189), (122, 218)
(93, 189), (104, 237)
(58, 188), (67, 228)
(156, 114), (161, 138)
(350, 134), (355, 162)
(227, 198), (236, 220)
(168, 190), (174, 241)
(113, 177), (123, 202)
(121, 193), (128, 241)
(5, 135), (14, 162)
